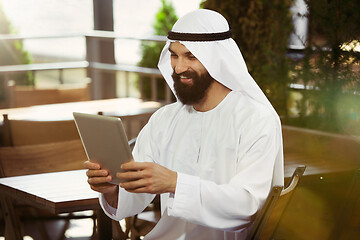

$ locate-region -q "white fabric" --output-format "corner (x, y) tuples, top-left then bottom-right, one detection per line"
(100, 91), (283, 239)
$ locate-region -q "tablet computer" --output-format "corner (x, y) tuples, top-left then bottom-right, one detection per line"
(73, 112), (133, 185)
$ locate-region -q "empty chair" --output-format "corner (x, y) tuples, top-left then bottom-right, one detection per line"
(6, 79), (91, 108)
(101, 112), (153, 141)
(0, 139), (93, 239)
(246, 165), (306, 240)
(0, 111), (89, 238)
(0, 139), (87, 176)
(2, 114), (80, 146)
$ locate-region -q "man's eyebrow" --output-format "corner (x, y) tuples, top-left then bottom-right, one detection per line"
(184, 51), (194, 56)
(169, 49), (194, 57)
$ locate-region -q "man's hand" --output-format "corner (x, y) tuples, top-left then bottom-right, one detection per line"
(117, 162), (177, 194)
(83, 161), (119, 208)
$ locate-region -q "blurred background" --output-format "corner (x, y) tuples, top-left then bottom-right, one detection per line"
(0, 0), (359, 239)
(1, 0), (359, 136)
(1, 0), (202, 64)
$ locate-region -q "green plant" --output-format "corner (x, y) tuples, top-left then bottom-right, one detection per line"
(137, 0), (178, 100)
(201, 0), (294, 117)
(290, 0), (360, 134)
(0, 3), (33, 101)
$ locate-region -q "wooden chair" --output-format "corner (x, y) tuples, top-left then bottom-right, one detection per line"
(2, 114), (80, 146)
(0, 113), (87, 238)
(0, 139), (86, 176)
(6, 79), (91, 108)
(0, 139), (92, 239)
(246, 165), (306, 240)
(101, 112), (153, 141)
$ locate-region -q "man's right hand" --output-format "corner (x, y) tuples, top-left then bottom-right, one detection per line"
(83, 161), (119, 208)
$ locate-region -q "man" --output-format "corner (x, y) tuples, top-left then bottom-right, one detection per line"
(84, 9), (284, 239)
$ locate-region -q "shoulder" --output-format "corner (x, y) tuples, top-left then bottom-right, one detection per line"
(145, 101), (188, 130)
(135, 102), (184, 149)
(228, 91), (280, 129)
(150, 101), (184, 121)
(228, 92), (275, 117)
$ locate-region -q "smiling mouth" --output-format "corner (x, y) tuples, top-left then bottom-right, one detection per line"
(180, 75), (193, 85)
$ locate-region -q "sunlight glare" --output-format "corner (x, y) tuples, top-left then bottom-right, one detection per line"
(64, 219), (94, 238)
(341, 40), (360, 52)
(0, 237), (33, 240)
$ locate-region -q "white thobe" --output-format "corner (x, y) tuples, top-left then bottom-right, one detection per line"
(99, 91), (284, 240)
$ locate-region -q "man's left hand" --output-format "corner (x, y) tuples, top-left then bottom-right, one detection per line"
(117, 162), (177, 194)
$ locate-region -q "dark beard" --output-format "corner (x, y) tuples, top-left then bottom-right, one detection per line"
(172, 70), (215, 105)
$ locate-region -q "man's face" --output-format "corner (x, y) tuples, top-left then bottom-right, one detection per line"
(169, 42), (214, 105)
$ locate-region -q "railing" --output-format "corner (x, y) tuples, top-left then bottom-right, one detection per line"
(0, 61), (89, 85)
(3, 31), (343, 106)
(0, 31), (173, 105)
(90, 62), (172, 102)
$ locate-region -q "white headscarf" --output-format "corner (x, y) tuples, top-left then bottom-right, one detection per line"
(157, 9), (284, 187)
(158, 9), (276, 114)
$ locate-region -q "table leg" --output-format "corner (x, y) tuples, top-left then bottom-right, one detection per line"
(112, 219), (128, 240)
(1, 196), (23, 240)
(96, 209), (112, 240)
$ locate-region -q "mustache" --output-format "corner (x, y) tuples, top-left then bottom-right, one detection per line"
(172, 70), (198, 81)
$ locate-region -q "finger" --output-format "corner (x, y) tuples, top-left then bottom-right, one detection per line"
(83, 161), (101, 170)
(116, 171), (144, 180)
(124, 187), (151, 194)
(86, 169), (109, 178)
(88, 175), (112, 185)
(119, 178), (149, 190)
(90, 183), (117, 193)
(121, 161), (151, 171)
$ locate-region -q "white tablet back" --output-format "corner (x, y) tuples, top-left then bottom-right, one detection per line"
(73, 112), (132, 184)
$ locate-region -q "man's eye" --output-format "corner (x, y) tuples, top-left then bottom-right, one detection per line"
(188, 55), (196, 60)
(170, 54), (178, 58)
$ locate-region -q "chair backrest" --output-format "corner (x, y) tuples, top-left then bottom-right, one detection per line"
(2, 114), (80, 146)
(0, 139), (87, 177)
(102, 112), (153, 140)
(6, 80), (91, 108)
(246, 165), (306, 240)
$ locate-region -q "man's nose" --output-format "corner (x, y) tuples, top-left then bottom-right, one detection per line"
(174, 59), (187, 74)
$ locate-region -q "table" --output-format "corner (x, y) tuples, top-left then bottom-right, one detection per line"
(0, 169), (117, 239)
(0, 97), (162, 122)
(0, 169), (98, 214)
(284, 152), (360, 182)
(281, 125), (360, 182)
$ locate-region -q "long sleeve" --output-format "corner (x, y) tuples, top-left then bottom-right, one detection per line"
(100, 188), (155, 221)
(99, 115), (159, 221)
